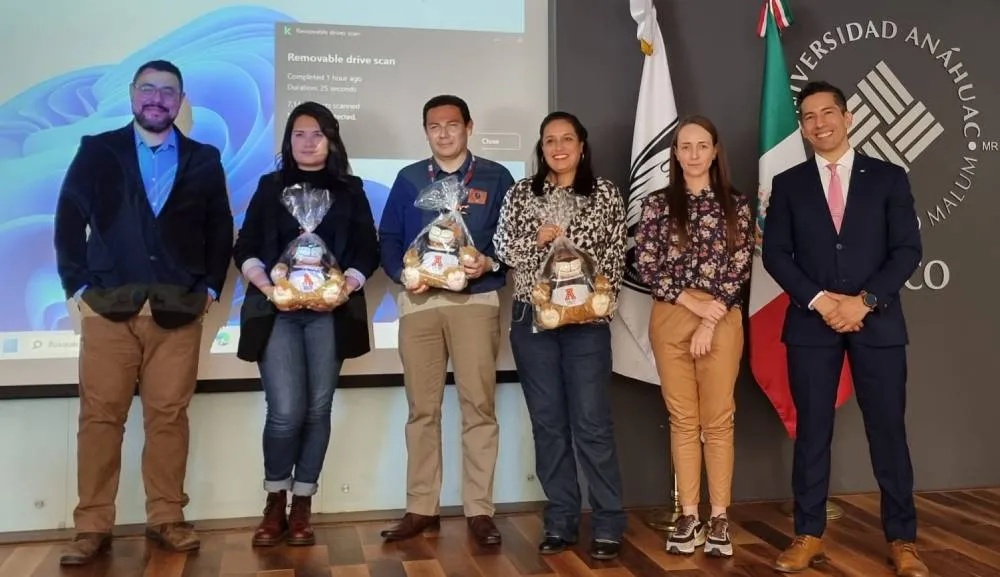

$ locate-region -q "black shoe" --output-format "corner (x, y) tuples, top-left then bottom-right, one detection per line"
(539, 534), (576, 555)
(590, 539), (621, 560)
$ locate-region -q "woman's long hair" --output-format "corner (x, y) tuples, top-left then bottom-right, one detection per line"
(530, 111), (595, 196)
(277, 101), (352, 185)
(662, 115), (739, 253)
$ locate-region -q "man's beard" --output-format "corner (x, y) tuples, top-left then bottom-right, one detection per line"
(134, 105), (174, 133)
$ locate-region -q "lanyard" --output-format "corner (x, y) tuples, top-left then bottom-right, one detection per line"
(427, 154), (476, 186)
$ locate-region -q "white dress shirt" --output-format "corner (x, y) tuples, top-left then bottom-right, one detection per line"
(816, 147), (854, 202)
(808, 148), (855, 310)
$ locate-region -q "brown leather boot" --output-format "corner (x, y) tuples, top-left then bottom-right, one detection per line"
(889, 541), (930, 577)
(380, 513), (441, 542)
(59, 533), (111, 565)
(774, 535), (826, 572)
(287, 495), (315, 546)
(252, 491), (288, 547)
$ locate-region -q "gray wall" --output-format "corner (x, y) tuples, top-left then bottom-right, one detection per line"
(553, 0), (1000, 506)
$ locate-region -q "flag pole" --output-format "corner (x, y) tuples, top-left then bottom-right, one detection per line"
(623, 0), (684, 536)
(644, 472), (681, 534)
(754, 1), (848, 524)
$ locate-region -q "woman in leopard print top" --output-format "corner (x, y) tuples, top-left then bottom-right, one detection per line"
(493, 175), (626, 306)
(493, 111), (627, 560)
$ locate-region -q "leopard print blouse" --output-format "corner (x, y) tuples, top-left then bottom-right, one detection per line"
(493, 176), (627, 305)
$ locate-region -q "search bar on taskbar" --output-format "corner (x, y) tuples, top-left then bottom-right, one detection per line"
(0, 332), (80, 360)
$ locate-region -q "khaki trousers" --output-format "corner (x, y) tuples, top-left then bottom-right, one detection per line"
(649, 295), (743, 509)
(74, 301), (203, 532)
(398, 302), (500, 517)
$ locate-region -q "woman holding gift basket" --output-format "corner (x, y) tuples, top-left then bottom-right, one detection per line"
(232, 101), (379, 547)
(634, 115), (753, 558)
(494, 111), (627, 560)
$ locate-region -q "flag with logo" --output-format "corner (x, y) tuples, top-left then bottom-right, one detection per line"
(749, 0), (853, 438)
(609, 0), (679, 385)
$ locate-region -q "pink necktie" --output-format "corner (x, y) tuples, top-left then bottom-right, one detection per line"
(827, 163), (845, 232)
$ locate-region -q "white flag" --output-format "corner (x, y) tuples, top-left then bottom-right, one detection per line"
(609, 0), (679, 385)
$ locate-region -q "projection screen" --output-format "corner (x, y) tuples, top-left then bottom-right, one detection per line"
(0, 0), (549, 388)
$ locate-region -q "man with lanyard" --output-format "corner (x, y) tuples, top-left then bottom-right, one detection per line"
(378, 95), (514, 546)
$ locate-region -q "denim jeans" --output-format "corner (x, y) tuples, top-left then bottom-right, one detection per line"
(508, 301), (627, 542)
(258, 310), (341, 496)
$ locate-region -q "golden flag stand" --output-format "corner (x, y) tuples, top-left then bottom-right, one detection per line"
(643, 472), (681, 533)
(780, 500), (844, 519)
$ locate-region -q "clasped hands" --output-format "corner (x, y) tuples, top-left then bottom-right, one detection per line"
(678, 290), (727, 359)
(813, 292), (869, 333)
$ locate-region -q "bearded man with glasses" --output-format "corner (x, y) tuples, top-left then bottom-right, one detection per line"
(54, 59), (233, 565)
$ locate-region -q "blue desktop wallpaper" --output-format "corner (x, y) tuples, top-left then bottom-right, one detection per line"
(0, 7), (391, 334)
(0, 3), (527, 338)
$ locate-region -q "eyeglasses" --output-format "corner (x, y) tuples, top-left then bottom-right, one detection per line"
(133, 83), (180, 100)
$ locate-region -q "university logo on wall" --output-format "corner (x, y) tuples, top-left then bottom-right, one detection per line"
(789, 19), (997, 292)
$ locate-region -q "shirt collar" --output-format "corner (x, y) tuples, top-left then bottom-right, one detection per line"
(815, 147), (854, 172)
(430, 150), (473, 178)
(134, 124), (178, 151)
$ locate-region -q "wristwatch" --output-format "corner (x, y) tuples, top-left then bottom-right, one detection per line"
(860, 290), (877, 310)
(489, 258), (501, 273)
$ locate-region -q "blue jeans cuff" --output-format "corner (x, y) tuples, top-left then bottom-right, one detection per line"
(292, 480), (318, 497)
(264, 477), (293, 493)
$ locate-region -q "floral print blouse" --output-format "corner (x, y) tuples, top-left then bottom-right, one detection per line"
(634, 187), (753, 309)
(493, 177), (627, 305)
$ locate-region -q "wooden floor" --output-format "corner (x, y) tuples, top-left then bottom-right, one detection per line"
(2, 489), (1000, 576)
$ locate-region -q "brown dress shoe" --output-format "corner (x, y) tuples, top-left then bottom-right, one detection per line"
(467, 515), (502, 546)
(889, 541), (930, 577)
(380, 512), (441, 542)
(145, 522), (201, 552)
(774, 535), (826, 573)
(287, 495), (315, 546)
(59, 532), (111, 565)
(252, 491), (288, 547)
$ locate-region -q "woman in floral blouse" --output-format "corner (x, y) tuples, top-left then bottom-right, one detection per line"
(494, 111), (627, 561)
(634, 115), (753, 559)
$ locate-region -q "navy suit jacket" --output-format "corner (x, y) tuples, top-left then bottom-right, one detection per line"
(54, 124), (233, 329)
(761, 152), (922, 347)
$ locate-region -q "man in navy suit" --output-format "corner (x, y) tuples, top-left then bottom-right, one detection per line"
(54, 60), (233, 565)
(762, 81), (928, 577)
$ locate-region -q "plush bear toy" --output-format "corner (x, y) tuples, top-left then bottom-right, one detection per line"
(402, 217), (480, 291)
(531, 247), (613, 329)
(270, 242), (347, 309)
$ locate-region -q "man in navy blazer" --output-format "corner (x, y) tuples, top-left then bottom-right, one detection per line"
(54, 60), (233, 565)
(762, 81), (928, 577)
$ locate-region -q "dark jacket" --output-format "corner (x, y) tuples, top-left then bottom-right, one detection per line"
(53, 124), (233, 329)
(232, 170), (380, 361)
(762, 152), (922, 347)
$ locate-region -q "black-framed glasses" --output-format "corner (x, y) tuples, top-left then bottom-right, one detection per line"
(133, 83), (180, 100)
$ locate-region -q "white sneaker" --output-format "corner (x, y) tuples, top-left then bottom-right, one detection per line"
(703, 515), (733, 558)
(666, 515), (705, 555)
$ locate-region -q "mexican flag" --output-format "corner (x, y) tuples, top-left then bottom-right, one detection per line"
(749, 0), (853, 438)
(609, 0), (679, 385)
